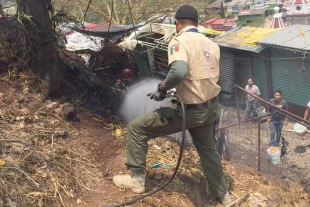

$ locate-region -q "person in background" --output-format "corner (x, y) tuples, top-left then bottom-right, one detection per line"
(122, 68), (133, 83)
(267, 90), (288, 147)
(303, 101), (310, 129)
(245, 78), (261, 121)
(303, 101), (310, 122)
(112, 5), (231, 206)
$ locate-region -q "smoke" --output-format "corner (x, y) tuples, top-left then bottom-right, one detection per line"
(119, 78), (192, 145)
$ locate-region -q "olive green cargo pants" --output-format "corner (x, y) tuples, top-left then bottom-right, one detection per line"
(125, 98), (227, 197)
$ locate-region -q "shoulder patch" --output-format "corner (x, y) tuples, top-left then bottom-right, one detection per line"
(170, 44), (179, 55)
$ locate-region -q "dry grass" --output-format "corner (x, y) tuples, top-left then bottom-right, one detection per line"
(145, 137), (309, 207)
(0, 71), (103, 207)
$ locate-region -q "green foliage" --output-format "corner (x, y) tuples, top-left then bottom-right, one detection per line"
(225, 12), (232, 18)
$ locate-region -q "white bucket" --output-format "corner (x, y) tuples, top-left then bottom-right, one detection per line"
(293, 123), (307, 137)
(256, 106), (267, 120)
(267, 147), (281, 165)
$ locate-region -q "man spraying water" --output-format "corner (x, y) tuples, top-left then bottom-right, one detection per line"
(112, 5), (231, 205)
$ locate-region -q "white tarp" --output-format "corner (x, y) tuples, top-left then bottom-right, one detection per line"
(65, 32), (104, 52)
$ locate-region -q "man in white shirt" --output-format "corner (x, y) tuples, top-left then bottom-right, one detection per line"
(245, 78), (261, 121)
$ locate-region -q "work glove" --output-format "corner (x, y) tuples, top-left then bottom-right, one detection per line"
(148, 82), (167, 101)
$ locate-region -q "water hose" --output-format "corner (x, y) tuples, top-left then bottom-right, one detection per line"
(104, 91), (186, 207)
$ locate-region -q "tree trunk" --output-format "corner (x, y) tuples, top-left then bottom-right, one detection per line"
(20, 0), (60, 98)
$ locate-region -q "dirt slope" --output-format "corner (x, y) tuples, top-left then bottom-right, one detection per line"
(0, 70), (309, 207)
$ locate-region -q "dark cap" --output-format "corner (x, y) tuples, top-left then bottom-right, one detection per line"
(175, 5), (198, 21)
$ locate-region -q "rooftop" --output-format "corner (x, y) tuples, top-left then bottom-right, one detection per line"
(213, 26), (280, 52)
(204, 18), (218, 24)
(213, 18), (227, 25)
(238, 8), (266, 16)
(257, 24), (310, 51)
(207, 0), (249, 8)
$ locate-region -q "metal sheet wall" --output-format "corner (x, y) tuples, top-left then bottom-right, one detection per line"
(219, 49), (253, 94)
(270, 48), (310, 107)
(219, 49), (235, 94)
(234, 51), (253, 90)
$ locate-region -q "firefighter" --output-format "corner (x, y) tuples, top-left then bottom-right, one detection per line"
(112, 5), (231, 205)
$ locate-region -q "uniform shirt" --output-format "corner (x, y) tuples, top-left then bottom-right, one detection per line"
(245, 84), (260, 101)
(268, 98), (288, 121)
(168, 26), (221, 104)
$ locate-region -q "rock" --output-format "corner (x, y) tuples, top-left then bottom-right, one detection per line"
(0, 93), (4, 99)
(63, 103), (77, 121)
(46, 102), (58, 109)
(54, 108), (63, 116)
(76, 198), (82, 204)
(294, 145), (307, 153)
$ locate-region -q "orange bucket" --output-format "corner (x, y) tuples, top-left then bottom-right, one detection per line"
(269, 147), (278, 153)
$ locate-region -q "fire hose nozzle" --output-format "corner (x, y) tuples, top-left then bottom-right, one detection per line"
(146, 90), (176, 98)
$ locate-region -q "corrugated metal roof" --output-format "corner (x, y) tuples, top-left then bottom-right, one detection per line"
(213, 26), (279, 53)
(216, 41), (265, 52)
(257, 24), (310, 51)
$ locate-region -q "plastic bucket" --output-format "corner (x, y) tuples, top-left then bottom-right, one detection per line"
(293, 123), (307, 137)
(256, 106), (267, 120)
(267, 147), (281, 165)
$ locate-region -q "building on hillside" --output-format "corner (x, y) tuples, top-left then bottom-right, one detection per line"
(286, 0), (310, 25)
(226, 0), (250, 17)
(206, 0), (249, 18)
(238, 8), (266, 27)
(212, 18), (228, 31)
(249, 0), (279, 10)
(203, 18), (218, 28)
(203, 17), (237, 31)
(257, 24), (310, 116)
(224, 17), (238, 30)
(206, 0), (224, 18)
